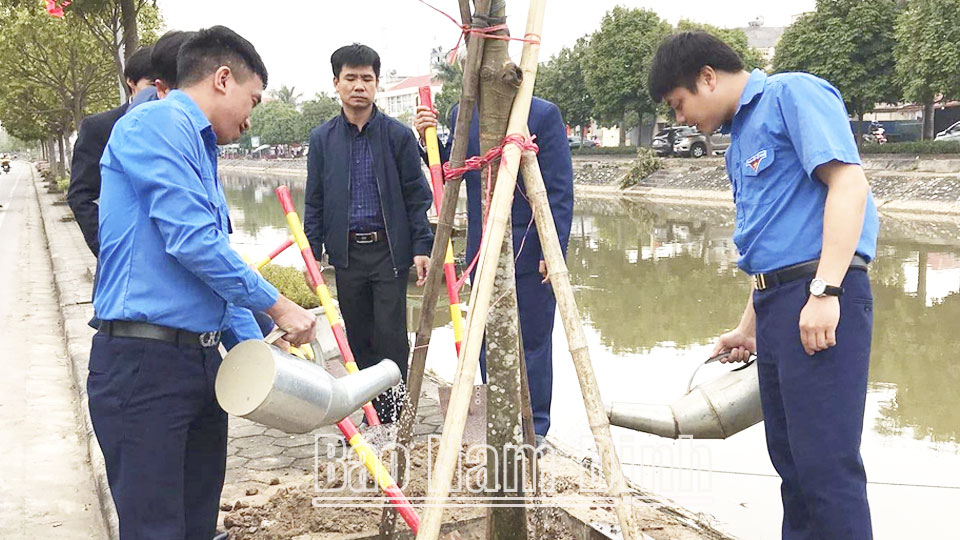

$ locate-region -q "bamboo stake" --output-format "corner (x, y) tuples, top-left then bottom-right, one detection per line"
(415, 2), (546, 538)
(519, 149), (639, 540)
(380, 1), (491, 537)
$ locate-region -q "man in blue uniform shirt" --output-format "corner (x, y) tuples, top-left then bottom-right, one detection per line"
(90, 26), (315, 539)
(649, 32), (878, 539)
(413, 96), (575, 444)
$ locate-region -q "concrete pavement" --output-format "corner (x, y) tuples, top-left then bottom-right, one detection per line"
(0, 162), (107, 539)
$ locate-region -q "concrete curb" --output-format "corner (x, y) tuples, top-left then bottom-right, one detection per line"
(29, 168), (119, 540)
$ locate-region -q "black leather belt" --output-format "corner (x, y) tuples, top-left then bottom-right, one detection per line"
(753, 254), (869, 291)
(98, 320), (221, 348)
(349, 230), (386, 244)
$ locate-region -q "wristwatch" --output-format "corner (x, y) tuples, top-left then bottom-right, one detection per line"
(809, 277), (844, 297)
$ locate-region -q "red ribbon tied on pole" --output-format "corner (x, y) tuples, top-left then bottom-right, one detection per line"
(45, 0), (72, 18)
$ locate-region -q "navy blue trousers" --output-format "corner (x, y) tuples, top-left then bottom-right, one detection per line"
(88, 334), (227, 540)
(479, 270), (556, 436)
(754, 269), (873, 540)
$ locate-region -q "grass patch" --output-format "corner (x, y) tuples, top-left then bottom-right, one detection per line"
(571, 145), (641, 156)
(861, 140), (960, 154)
(259, 264), (319, 309)
(55, 176), (70, 192)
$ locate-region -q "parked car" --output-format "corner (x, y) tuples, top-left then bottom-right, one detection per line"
(935, 121), (960, 142)
(652, 126), (696, 156)
(674, 128), (731, 158)
(568, 135), (597, 149)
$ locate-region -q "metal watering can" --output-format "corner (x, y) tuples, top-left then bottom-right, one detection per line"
(215, 340), (401, 433)
(607, 352), (763, 439)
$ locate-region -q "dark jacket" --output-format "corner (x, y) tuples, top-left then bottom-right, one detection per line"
(304, 107), (434, 272)
(439, 97), (574, 275)
(68, 104), (128, 256)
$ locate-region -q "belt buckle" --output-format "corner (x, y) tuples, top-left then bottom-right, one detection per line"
(355, 232), (375, 244)
(753, 273), (767, 291)
(199, 331), (220, 348)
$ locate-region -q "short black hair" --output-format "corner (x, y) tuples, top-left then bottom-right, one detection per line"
(152, 30), (197, 87)
(648, 31), (745, 103)
(177, 26), (268, 89)
(123, 46), (155, 83)
(331, 43), (380, 79)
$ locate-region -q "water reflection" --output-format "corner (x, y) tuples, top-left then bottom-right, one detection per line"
(569, 197), (960, 445)
(221, 174), (960, 445)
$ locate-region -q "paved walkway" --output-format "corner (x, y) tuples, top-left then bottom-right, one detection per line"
(0, 163), (107, 539)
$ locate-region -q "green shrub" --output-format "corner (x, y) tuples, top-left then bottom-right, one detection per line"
(55, 176), (70, 192)
(861, 140), (960, 154)
(619, 147), (662, 189)
(259, 264), (319, 309)
(571, 145), (640, 156)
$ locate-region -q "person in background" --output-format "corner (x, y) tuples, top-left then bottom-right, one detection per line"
(303, 43), (434, 424)
(68, 45), (155, 256)
(413, 93), (574, 448)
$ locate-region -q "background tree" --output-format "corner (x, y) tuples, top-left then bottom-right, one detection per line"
(676, 20), (765, 71)
(300, 92), (341, 132)
(895, 0), (960, 139)
(270, 84), (303, 107)
(431, 58), (462, 129)
(535, 37), (594, 140)
(773, 0), (901, 144)
(249, 101), (303, 146)
(0, 4), (117, 175)
(583, 6), (672, 146)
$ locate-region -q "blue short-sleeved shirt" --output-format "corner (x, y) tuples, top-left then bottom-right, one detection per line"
(724, 69), (879, 274)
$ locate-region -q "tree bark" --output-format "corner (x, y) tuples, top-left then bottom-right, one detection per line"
(619, 113), (627, 147)
(923, 100), (935, 140)
(476, 4), (527, 537)
(120, 0), (139, 61)
(56, 136), (66, 178)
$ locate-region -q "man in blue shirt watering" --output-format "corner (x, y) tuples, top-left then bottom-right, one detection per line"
(91, 26), (315, 539)
(649, 32), (878, 539)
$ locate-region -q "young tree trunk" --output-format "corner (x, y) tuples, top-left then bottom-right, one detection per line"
(620, 112), (627, 148)
(57, 136), (66, 177)
(476, 4), (527, 537)
(120, 0), (139, 60)
(923, 100), (935, 140)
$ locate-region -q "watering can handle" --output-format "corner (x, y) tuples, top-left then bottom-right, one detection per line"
(685, 351), (757, 394)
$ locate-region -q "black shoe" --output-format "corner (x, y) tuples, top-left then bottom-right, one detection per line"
(213, 532), (229, 540)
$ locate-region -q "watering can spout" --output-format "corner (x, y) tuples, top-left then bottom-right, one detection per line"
(215, 340), (401, 433)
(607, 361), (763, 440)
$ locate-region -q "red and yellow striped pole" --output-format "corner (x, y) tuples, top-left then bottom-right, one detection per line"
(418, 86), (465, 354)
(274, 187), (419, 532)
(275, 186), (381, 427)
(249, 236), (315, 360)
(252, 236), (294, 270)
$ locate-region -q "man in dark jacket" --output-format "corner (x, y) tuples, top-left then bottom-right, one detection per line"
(414, 96), (574, 442)
(67, 46), (155, 256)
(304, 43), (434, 423)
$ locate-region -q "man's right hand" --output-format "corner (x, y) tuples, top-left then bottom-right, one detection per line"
(711, 326), (757, 363)
(413, 105), (438, 141)
(265, 295), (316, 346)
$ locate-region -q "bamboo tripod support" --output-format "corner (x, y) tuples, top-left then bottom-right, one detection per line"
(415, 1), (546, 538)
(379, 1), (491, 538)
(519, 149), (639, 540)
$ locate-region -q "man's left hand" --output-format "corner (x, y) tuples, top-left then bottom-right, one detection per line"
(414, 255), (430, 286)
(539, 260), (550, 284)
(798, 295), (840, 355)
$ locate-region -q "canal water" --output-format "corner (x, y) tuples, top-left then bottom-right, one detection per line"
(222, 172), (959, 539)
